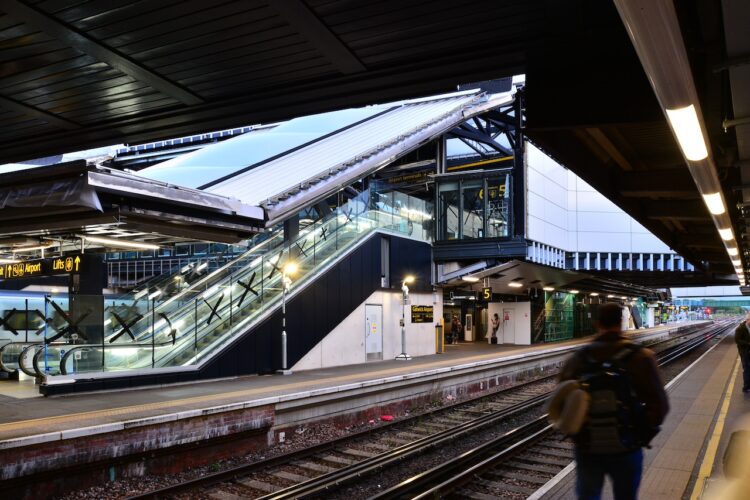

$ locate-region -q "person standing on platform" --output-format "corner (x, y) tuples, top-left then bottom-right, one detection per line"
(557, 302), (669, 500)
(734, 313), (750, 393)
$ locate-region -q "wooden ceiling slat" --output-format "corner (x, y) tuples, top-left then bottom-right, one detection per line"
(146, 31), (304, 73)
(25, 78), (144, 108)
(266, 0), (364, 74)
(63, 97), (179, 123)
(0, 92), (79, 129)
(38, 86), (156, 113)
(119, 9), (284, 60)
(0, 39), (71, 63)
(160, 40), (312, 81)
(1, 0), (203, 105)
(3, 64), (118, 99)
(195, 58), (336, 97)
(34, 0), (91, 15)
(57, 0), (183, 28)
(8, 68), (127, 101)
(56, 91), (170, 118)
(176, 49), (322, 88)
(358, 28), (532, 66)
(0, 53), (97, 89)
(90, 1), (253, 47)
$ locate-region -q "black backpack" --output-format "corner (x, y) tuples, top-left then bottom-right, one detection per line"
(573, 342), (649, 455)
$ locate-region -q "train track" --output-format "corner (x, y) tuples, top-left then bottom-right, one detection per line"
(126, 321), (728, 500)
(373, 320), (734, 500)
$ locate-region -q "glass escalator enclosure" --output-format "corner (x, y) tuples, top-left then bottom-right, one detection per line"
(52, 189), (433, 377)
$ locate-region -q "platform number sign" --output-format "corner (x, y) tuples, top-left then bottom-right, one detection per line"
(482, 287), (492, 301)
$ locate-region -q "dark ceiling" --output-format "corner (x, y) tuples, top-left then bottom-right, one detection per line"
(0, 0), (541, 162)
(0, 0), (742, 283)
(525, 0), (740, 283)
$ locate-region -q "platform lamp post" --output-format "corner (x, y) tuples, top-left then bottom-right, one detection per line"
(396, 275), (415, 361)
(279, 261), (298, 375)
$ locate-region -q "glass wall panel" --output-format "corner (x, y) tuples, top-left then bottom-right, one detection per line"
(438, 182), (459, 240)
(460, 179), (483, 239)
(486, 175), (510, 238)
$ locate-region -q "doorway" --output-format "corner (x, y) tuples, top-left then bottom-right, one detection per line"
(502, 308), (516, 344)
(365, 304), (383, 361)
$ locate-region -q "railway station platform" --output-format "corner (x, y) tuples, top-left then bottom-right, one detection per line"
(0, 321), (705, 497)
(540, 326), (745, 500)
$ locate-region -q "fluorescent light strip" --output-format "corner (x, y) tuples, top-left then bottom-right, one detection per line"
(728, 247), (739, 256)
(701, 192), (725, 215)
(719, 228), (734, 241)
(543, 287), (555, 291)
(665, 105), (708, 161)
(462, 276), (479, 283)
(590, 292), (599, 296)
(12, 243), (55, 253)
(83, 235), (159, 250)
(0, 258), (21, 264)
(569, 290), (579, 294)
(508, 282), (523, 288)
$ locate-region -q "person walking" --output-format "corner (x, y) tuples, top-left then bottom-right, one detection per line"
(734, 313), (750, 393)
(557, 302), (669, 500)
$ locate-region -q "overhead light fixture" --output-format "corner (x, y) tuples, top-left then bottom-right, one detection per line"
(621, 296), (628, 300)
(508, 282), (523, 288)
(462, 276), (479, 283)
(728, 247), (739, 256)
(12, 242), (56, 253)
(569, 290), (579, 294)
(83, 235), (159, 250)
(543, 286), (555, 291)
(719, 228), (734, 241)
(0, 258), (21, 264)
(665, 105), (708, 161)
(196, 262), (208, 271)
(701, 192), (726, 216)
(590, 292), (599, 297)
(147, 290), (162, 300)
(607, 294), (615, 298)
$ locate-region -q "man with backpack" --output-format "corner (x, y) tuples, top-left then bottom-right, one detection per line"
(557, 302), (669, 500)
(733, 312), (750, 393)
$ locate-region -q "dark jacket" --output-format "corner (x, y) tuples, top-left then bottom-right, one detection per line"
(735, 322), (750, 351)
(559, 330), (670, 431)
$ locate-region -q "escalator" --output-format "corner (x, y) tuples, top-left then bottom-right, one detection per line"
(35, 189), (432, 383)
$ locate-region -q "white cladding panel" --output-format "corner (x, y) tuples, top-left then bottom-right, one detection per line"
(526, 143), (674, 254)
(292, 290), (442, 371)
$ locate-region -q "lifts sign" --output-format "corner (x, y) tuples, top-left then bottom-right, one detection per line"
(0, 255), (84, 280)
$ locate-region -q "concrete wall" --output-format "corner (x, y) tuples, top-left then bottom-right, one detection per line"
(293, 290), (443, 371)
(486, 301), (531, 345)
(526, 143), (672, 254)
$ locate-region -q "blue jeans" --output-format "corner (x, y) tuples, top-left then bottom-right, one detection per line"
(575, 449), (643, 500)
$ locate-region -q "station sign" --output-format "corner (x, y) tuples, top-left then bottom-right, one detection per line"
(482, 287), (493, 301)
(411, 305), (434, 323)
(0, 254), (88, 280)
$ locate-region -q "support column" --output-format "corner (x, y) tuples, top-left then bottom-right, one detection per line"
(511, 89), (525, 238)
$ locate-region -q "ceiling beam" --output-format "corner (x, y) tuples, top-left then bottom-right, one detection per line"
(585, 127), (633, 170)
(0, 0), (203, 106)
(617, 168), (698, 197)
(266, 0), (366, 75)
(0, 94), (80, 130)
(643, 201), (710, 221)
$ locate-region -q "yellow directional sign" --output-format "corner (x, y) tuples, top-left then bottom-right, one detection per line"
(0, 254), (89, 280)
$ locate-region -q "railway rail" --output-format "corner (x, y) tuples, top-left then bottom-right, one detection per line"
(125, 320), (729, 500)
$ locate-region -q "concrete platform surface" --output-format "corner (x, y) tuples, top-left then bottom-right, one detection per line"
(541, 325), (738, 500)
(0, 321), (704, 446)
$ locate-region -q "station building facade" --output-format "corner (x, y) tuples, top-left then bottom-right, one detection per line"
(0, 84), (693, 393)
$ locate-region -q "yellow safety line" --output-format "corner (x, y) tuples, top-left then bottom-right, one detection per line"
(446, 156), (513, 171)
(689, 355), (740, 500)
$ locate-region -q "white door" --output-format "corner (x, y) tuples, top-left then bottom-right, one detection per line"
(365, 304), (383, 361)
(503, 309), (515, 344)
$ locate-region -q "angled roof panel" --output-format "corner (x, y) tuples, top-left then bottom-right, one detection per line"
(206, 90), (489, 209)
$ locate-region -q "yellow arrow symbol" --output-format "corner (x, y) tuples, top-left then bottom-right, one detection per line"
(74, 256), (81, 272)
